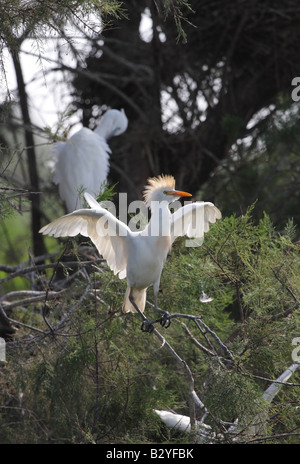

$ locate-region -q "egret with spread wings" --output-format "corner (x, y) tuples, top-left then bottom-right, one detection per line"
(40, 175), (221, 331)
(53, 108), (128, 212)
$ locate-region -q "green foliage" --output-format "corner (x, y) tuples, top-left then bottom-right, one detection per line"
(0, 207), (299, 443)
(0, 0), (125, 101)
(221, 114), (245, 145)
(0, 288), (181, 443)
(204, 366), (266, 430)
(1, 0), (300, 444)
(160, 0), (195, 42)
(96, 182), (118, 204)
(205, 102), (300, 230)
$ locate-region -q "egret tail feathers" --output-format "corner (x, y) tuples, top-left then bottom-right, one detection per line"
(122, 287), (147, 314)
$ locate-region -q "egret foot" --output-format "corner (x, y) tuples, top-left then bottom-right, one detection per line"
(159, 311), (171, 328)
(153, 305), (171, 329)
(141, 311), (171, 332)
(141, 320), (155, 333)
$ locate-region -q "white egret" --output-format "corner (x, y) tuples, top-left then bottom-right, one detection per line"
(53, 108), (128, 212)
(155, 363), (300, 440)
(40, 174), (221, 330)
(154, 410), (211, 435)
(154, 410), (193, 433)
(155, 363), (300, 439)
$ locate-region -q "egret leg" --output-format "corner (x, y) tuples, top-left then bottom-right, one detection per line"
(129, 290), (154, 333)
(153, 294), (171, 329)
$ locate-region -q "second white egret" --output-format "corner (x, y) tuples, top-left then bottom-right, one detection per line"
(53, 108), (128, 212)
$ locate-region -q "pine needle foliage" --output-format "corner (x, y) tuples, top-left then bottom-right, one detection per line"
(0, 206), (299, 443)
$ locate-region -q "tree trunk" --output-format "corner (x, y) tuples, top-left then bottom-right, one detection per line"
(11, 49), (46, 258)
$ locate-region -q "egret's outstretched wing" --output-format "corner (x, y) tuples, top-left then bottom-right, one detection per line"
(171, 202), (221, 244)
(53, 128), (110, 212)
(39, 198), (131, 279)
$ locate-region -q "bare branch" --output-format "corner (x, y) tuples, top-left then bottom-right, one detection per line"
(0, 289), (65, 311)
(0, 302), (45, 334)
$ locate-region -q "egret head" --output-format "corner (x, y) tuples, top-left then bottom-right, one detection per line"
(143, 174), (192, 207)
(95, 109), (128, 140)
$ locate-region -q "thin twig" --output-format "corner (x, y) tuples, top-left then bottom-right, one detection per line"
(241, 370), (300, 387)
(1, 290), (65, 310)
(52, 268), (91, 332)
(165, 312), (234, 360)
(181, 322), (216, 357)
(130, 297), (208, 427)
(0, 302), (45, 334)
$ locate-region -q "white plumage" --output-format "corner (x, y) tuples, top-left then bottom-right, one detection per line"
(53, 108), (128, 212)
(40, 175), (221, 321)
(154, 410), (212, 435)
(155, 364), (300, 439)
(154, 410), (192, 432)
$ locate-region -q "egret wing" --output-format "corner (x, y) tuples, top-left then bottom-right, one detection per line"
(40, 204), (131, 279)
(171, 202), (221, 244)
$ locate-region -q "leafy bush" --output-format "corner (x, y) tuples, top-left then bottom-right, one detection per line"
(0, 207), (299, 443)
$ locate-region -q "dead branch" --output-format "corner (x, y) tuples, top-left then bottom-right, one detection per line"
(0, 289), (65, 311)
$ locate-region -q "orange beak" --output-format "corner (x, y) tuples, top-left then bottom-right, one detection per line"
(167, 190), (192, 198)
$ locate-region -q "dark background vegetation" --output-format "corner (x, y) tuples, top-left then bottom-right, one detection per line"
(0, 0), (300, 444)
